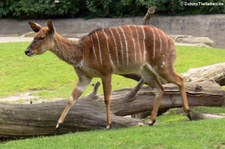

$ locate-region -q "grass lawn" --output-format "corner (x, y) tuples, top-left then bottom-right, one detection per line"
(0, 42), (225, 99)
(1, 118), (225, 149)
(1, 42), (225, 148)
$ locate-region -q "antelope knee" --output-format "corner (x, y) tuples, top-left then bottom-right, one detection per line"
(67, 96), (76, 106)
(153, 88), (163, 98)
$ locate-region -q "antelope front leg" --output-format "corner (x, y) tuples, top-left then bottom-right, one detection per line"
(56, 76), (92, 132)
(102, 75), (112, 129)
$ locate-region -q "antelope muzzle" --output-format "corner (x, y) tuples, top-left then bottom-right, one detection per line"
(25, 48), (35, 57)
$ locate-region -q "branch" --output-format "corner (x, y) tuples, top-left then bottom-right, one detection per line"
(87, 82), (100, 99)
(143, 7), (156, 25)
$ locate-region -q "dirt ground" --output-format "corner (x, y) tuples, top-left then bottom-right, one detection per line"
(0, 37), (79, 43)
(0, 37), (33, 43)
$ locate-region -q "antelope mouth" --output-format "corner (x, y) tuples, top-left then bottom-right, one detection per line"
(26, 52), (36, 57)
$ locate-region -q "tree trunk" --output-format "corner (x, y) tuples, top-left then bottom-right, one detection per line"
(0, 80), (224, 138)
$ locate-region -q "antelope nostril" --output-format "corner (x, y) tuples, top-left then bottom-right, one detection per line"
(25, 49), (34, 56)
(25, 48), (36, 56)
(25, 49), (30, 55)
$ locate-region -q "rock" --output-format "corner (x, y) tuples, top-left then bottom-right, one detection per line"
(171, 35), (215, 48)
(181, 37), (215, 47)
(175, 42), (212, 48)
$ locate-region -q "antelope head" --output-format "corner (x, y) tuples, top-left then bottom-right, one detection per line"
(25, 20), (55, 56)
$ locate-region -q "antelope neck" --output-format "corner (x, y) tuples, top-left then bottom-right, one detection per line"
(50, 33), (83, 66)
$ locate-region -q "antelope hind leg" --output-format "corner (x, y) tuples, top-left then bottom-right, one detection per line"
(140, 64), (164, 126)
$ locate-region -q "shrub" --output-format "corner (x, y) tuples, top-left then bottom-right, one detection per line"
(0, 0), (224, 19)
(0, 0), (81, 19)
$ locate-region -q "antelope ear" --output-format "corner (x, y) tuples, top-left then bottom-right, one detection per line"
(47, 20), (55, 35)
(29, 21), (43, 32)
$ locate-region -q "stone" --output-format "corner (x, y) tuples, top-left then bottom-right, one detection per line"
(171, 35), (215, 48)
(181, 37), (215, 47)
(175, 42), (212, 48)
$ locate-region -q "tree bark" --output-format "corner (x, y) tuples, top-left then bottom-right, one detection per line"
(0, 80), (224, 138)
(183, 62), (225, 85)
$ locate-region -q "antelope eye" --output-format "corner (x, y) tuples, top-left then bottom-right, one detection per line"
(34, 36), (45, 41)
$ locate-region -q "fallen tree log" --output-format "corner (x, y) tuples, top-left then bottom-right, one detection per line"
(189, 111), (225, 120)
(183, 62), (225, 85)
(0, 80), (224, 138)
(0, 99), (143, 138)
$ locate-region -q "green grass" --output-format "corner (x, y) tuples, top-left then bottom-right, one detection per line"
(0, 42), (225, 99)
(175, 46), (225, 73)
(1, 118), (225, 149)
(1, 42), (225, 148)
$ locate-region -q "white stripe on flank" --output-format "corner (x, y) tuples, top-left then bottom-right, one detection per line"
(115, 27), (124, 64)
(109, 28), (119, 65)
(91, 35), (98, 62)
(95, 32), (103, 65)
(119, 26), (129, 65)
(134, 26), (142, 61)
(128, 25), (137, 62)
(151, 27), (156, 59)
(141, 26), (146, 62)
(102, 28), (114, 66)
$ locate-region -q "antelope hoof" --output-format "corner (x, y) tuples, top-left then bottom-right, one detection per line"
(55, 123), (61, 135)
(148, 120), (156, 126)
(106, 124), (111, 130)
(187, 111), (192, 121)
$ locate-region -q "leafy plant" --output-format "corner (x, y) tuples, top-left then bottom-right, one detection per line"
(0, 0), (224, 19)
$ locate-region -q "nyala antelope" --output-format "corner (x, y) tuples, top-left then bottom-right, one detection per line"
(25, 20), (191, 130)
